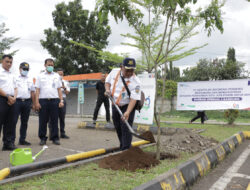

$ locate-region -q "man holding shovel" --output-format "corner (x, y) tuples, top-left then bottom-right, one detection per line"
(105, 58), (141, 150)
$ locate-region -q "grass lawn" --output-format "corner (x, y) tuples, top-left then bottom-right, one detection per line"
(1, 120), (249, 190)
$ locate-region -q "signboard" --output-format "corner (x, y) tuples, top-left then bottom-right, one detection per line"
(177, 79), (250, 110)
(78, 83), (84, 104)
(134, 73), (156, 125)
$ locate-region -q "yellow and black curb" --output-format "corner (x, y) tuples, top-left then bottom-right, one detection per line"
(0, 140), (151, 182)
(78, 122), (179, 135)
(133, 131), (250, 190)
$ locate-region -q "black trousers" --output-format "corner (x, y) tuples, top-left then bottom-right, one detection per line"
(191, 111), (206, 124)
(49, 98), (67, 135)
(93, 96), (110, 122)
(0, 96), (16, 145)
(112, 104), (135, 150)
(39, 99), (59, 141)
(13, 99), (32, 142)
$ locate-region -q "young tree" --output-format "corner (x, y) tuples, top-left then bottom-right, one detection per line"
(97, 0), (224, 159)
(41, 0), (111, 75)
(0, 23), (19, 57)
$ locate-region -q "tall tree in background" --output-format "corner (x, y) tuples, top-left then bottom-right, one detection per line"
(0, 23), (19, 57)
(41, 0), (111, 75)
(182, 47), (246, 81)
(97, 0), (224, 159)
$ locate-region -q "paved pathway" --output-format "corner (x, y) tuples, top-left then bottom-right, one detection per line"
(192, 140), (250, 190)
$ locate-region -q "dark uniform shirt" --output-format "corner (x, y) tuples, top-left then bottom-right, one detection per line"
(96, 81), (105, 97)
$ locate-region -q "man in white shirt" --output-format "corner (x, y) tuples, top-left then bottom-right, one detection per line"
(35, 58), (64, 146)
(105, 58), (141, 150)
(0, 54), (18, 151)
(13, 62), (35, 145)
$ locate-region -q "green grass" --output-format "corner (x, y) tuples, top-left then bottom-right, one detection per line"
(161, 110), (250, 123)
(1, 116), (249, 190)
(0, 152), (192, 190)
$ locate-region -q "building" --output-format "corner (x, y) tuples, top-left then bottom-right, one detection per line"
(63, 73), (102, 116)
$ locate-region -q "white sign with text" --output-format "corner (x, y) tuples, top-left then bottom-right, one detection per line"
(177, 79), (250, 110)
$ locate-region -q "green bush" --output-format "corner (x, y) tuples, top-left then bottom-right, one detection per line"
(224, 109), (239, 125)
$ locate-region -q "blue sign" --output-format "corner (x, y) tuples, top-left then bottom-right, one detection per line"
(78, 83), (84, 104)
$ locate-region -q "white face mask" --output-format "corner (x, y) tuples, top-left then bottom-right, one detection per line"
(21, 69), (28, 76)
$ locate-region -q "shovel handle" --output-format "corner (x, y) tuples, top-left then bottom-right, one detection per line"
(108, 95), (138, 135)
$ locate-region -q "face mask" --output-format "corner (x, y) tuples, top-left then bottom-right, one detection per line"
(21, 70), (28, 76)
(47, 66), (54, 73)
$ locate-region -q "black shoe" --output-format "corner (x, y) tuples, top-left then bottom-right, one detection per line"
(40, 140), (46, 146)
(53, 140), (60, 145)
(93, 120), (96, 124)
(61, 134), (70, 139)
(19, 140), (31, 145)
(2, 144), (17, 151)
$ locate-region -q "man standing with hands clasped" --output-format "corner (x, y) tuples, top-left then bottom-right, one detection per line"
(0, 55), (18, 151)
(105, 58), (141, 150)
(35, 58), (64, 145)
(13, 62), (35, 146)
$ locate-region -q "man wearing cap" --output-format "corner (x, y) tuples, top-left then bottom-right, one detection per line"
(35, 58), (64, 146)
(105, 58), (141, 150)
(0, 54), (18, 151)
(13, 62), (35, 145)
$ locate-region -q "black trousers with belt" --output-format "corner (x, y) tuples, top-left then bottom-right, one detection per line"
(0, 96), (16, 146)
(93, 96), (110, 122)
(39, 99), (59, 141)
(13, 98), (32, 142)
(112, 104), (135, 150)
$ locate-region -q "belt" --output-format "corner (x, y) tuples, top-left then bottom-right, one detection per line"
(16, 98), (31, 102)
(0, 95), (8, 101)
(40, 98), (58, 101)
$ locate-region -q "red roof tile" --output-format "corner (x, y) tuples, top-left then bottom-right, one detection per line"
(63, 73), (103, 81)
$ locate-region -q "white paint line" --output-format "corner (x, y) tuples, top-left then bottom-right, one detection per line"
(233, 173), (250, 179)
(209, 146), (250, 190)
(59, 147), (84, 153)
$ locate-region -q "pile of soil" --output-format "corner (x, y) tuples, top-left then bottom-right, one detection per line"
(99, 147), (159, 172)
(160, 128), (218, 153)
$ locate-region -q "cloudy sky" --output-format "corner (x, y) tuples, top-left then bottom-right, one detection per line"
(0, 0), (250, 77)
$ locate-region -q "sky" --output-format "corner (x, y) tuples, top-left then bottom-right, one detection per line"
(0, 0), (250, 77)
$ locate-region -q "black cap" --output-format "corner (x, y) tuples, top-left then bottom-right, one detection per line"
(122, 58), (136, 69)
(20, 62), (29, 70)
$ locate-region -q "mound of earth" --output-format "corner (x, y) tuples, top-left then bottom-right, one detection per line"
(160, 128), (218, 153)
(99, 147), (159, 172)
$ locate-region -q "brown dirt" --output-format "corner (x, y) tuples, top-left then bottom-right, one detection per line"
(98, 147), (159, 172)
(140, 131), (156, 143)
(160, 128), (218, 154)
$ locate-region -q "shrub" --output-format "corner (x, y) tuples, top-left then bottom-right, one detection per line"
(224, 109), (239, 125)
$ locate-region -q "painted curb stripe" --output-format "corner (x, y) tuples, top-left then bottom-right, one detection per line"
(0, 168), (10, 180)
(234, 133), (242, 144)
(214, 145), (226, 162)
(247, 183), (250, 190)
(205, 149), (218, 168)
(66, 149), (106, 162)
(239, 132), (245, 142)
(243, 131), (250, 139)
(194, 154), (211, 177)
(221, 141), (231, 155)
(232, 135), (239, 147)
(178, 161), (199, 186)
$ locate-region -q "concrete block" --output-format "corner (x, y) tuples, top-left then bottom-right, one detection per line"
(214, 145), (226, 162)
(178, 160), (199, 187)
(205, 149), (218, 168)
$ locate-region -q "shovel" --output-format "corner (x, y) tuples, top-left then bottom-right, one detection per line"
(108, 95), (155, 142)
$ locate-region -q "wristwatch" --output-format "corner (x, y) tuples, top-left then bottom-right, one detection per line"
(60, 99), (64, 103)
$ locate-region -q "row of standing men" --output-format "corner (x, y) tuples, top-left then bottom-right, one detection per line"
(0, 55), (70, 151)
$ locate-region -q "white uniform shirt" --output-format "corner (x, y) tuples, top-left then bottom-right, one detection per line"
(106, 69), (141, 106)
(16, 75), (35, 99)
(61, 79), (70, 98)
(35, 72), (62, 99)
(0, 66), (16, 96)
